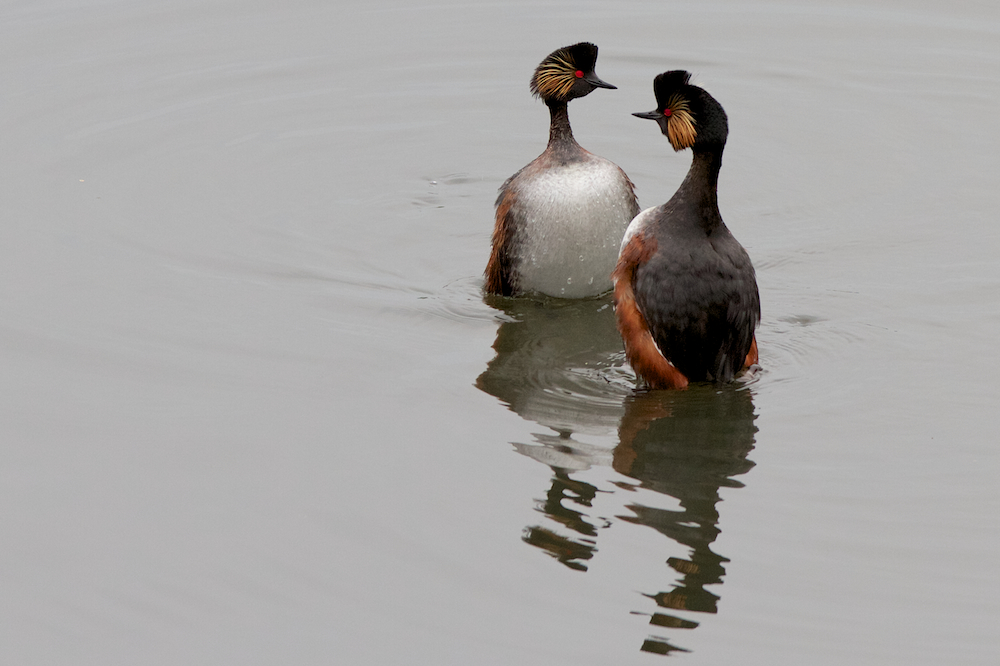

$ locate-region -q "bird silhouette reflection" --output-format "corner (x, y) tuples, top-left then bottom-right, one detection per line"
(477, 294), (757, 656)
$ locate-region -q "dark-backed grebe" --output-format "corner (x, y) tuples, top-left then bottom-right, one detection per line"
(613, 71), (760, 389)
(485, 42), (640, 298)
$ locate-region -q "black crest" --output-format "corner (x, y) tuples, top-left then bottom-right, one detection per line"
(635, 70), (728, 150)
(530, 42), (612, 102)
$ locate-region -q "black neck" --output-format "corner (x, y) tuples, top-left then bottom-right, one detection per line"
(546, 101), (578, 150)
(675, 144), (725, 231)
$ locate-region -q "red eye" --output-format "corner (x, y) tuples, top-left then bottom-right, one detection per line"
(574, 70), (584, 78)
(663, 109), (672, 117)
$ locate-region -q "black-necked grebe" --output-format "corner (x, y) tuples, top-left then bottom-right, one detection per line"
(613, 71), (759, 389)
(485, 42), (640, 298)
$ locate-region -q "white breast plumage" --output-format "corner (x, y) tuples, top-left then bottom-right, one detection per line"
(619, 206), (657, 254)
(511, 157), (636, 298)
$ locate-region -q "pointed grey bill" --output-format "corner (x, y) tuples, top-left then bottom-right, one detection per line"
(586, 73), (617, 89)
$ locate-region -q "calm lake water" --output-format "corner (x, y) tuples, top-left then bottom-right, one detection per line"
(3, 0), (999, 663)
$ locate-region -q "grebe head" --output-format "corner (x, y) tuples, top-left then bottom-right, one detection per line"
(530, 42), (616, 104)
(633, 70), (729, 151)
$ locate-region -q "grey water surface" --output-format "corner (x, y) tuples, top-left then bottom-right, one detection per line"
(3, 0), (999, 663)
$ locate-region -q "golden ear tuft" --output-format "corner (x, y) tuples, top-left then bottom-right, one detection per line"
(531, 51), (578, 100)
(665, 94), (697, 151)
